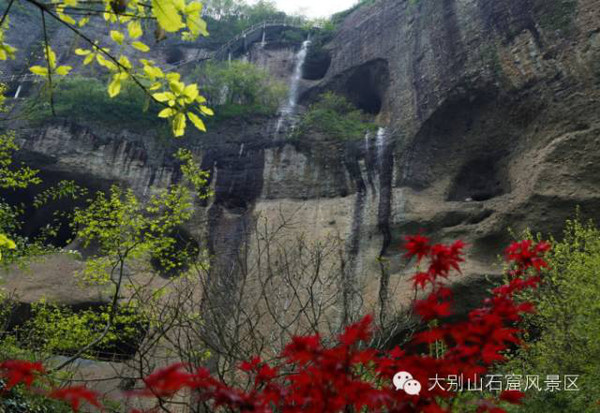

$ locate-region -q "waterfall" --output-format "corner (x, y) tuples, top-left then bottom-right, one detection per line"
(261, 29), (266, 47)
(14, 84), (22, 99)
(375, 127), (387, 168)
(276, 40), (311, 133)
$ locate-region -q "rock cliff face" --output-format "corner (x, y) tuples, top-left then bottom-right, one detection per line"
(4, 0), (600, 330)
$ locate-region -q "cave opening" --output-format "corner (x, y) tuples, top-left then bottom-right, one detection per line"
(447, 156), (510, 202)
(303, 48), (332, 80)
(0, 169), (111, 248)
(343, 59), (389, 115)
(166, 46), (185, 64)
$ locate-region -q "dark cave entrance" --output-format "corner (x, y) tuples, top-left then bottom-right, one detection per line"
(344, 59), (389, 115)
(447, 156), (510, 202)
(0, 169), (112, 248)
(303, 48), (332, 80)
(165, 46), (185, 64)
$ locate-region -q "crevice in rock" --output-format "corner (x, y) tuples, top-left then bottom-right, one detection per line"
(447, 155), (510, 202)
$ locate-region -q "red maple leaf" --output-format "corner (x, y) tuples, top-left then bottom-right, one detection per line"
(140, 363), (193, 398)
(48, 386), (101, 412)
(403, 234), (431, 262)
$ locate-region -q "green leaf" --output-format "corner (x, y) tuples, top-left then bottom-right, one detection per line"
(132, 41), (150, 52)
(128, 20), (143, 39)
(153, 92), (175, 102)
(110, 30), (125, 45)
(29, 65), (48, 76)
(55, 65), (72, 75)
(152, 0), (185, 33)
(108, 75), (122, 98)
(188, 112), (206, 132)
(173, 112), (186, 137)
(118, 55), (132, 70)
(158, 108), (177, 118)
(45, 47), (57, 68)
(199, 105), (214, 116)
(83, 53), (95, 65)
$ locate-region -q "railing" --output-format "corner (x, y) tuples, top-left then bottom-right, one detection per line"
(0, 19), (318, 83)
(174, 18), (315, 67)
(0, 73), (39, 83)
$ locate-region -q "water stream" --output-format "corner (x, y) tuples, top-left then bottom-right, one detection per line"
(375, 127), (387, 169)
(276, 40), (311, 133)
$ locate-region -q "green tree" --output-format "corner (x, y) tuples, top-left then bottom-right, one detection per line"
(502, 217), (600, 412)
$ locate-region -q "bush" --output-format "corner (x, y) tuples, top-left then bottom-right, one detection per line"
(191, 61), (287, 122)
(296, 92), (376, 140)
(502, 217), (600, 412)
(27, 77), (165, 131)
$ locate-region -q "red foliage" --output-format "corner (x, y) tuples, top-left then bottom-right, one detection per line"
(0, 236), (550, 412)
(0, 360), (44, 390)
(137, 362), (195, 398)
(48, 386), (101, 412)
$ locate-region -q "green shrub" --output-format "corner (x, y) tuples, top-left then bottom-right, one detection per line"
(27, 77), (166, 131)
(501, 217), (600, 412)
(296, 92), (376, 140)
(21, 301), (144, 358)
(191, 61), (287, 122)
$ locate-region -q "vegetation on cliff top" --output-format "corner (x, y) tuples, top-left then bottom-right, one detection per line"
(191, 60), (287, 123)
(295, 92), (377, 141)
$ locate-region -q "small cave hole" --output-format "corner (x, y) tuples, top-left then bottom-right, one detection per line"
(447, 157), (510, 202)
(166, 47), (185, 64)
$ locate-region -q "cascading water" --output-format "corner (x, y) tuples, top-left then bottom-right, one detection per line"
(375, 127), (387, 168)
(276, 40), (311, 133)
